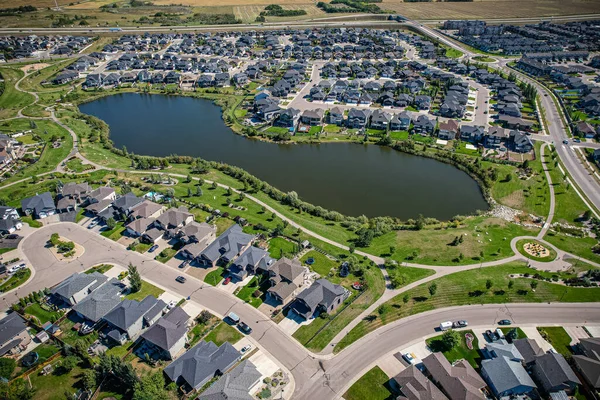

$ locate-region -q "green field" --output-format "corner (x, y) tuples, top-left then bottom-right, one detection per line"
(0, 68), (35, 119)
(343, 366), (393, 400)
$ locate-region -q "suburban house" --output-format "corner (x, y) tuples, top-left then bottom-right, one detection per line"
(412, 115), (435, 135)
(531, 352), (581, 395)
(60, 182), (91, 204)
(576, 121), (596, 139)
(228, 246), (273, 281)
(394, 365), (448, 400)
(422, 352), (487, 400)
(164, 340), (241, 391)
(438, 120), (460, 140)
(85, 187), (116, 215)
(460, 125), (485, 143)
(155, 206), (194, 235)
(0, 206), (22, 234)
(141, 306), (189, 360)
(198, 224), (254, 268)
(129, 200), (165, 220)
(513, 338), (544, 366)
(328, 107), (344, 125)
(300, 109), (324, 126)
(290, 279), (347, 320)
(266, 257), (307, 305)
(480, 340), (537, 397)
(21, 192), (56, 219)
(113, 192), (144, 219)
(0, 313), (31, 357)
(509, 130), (534, 153)
(390, 112), (411, 131)
(71, 278), (124, 324)
(347, 109), (371, 129)
(197, 359), (262, 400)
(573, 338), (600, 390)
(175, 221), (216, 245)
(484, 127), (509, 148)
(274, 108), (301, 129)
(50, 272), (109, 306)
(125, 217), (157, 238)
(370, 110), (392, 130)
(102, 295), (165, 343)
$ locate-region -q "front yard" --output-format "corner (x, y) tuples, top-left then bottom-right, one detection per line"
(125, 280), (164, 301)
(235, 276), (264, 308)
(204, 322), (243, 346)
(426, 329), (481, 368)
(537, 327), (573, 357)
(344, 366), (393, 400)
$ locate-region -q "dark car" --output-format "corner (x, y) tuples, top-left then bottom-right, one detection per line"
(175, 276), (186, 283)
(179, 260), (189, 269)
(498, 319), (512, 326)
(239, 321), (252, 334)
(453, 320), (468, 328)
(485, 329), (495, 340)
(149, 245), (159, 253)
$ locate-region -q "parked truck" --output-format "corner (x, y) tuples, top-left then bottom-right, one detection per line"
(439, 321), (453, 331)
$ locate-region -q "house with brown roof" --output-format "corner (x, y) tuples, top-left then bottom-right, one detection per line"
(422, 352), (487, 400)
(265, 257), (307, 305)
(438, 120), (460, 140)
(394, 364), (449, 400)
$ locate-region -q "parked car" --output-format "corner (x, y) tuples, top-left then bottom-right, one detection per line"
(498, 319), (512, 325)
(239, 321), (252, 334)
(402, 352), (418, 364)
(223, 277), (232, 285)
(167, 300), (177, 310)
(227, 312), (240, 325)
(175, 276), (186, 283)
(485, 329), (496, 341)
(179, 260), (189, 269)
(88, 220), (98, 229)
(453, 320), (468, 328)
(573, 138), (581, 143)
(241, 344), (252, 354)
(149, 245), (159, 253)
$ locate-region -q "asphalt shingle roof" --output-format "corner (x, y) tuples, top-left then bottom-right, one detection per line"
(141, 306), (189, 352)
(103, 295), (159, 332)
(197, 359), (261, 400)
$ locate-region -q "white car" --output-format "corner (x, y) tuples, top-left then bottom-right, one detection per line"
(88, 220), (98, 229)
(402, 352), (418, 364)
(166, 300), (177, 310)
(241, 345), (252, 354)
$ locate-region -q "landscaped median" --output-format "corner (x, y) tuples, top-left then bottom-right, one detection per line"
(334, 262), (600, 353)
(515, 239), (557, 262)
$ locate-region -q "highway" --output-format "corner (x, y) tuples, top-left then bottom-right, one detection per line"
(13, 223), (600, 400)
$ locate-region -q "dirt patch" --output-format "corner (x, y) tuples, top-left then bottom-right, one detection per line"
(20, 63), (50, 73)
(500, 190), (525, 209)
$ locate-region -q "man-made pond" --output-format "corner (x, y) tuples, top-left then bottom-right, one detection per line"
(79, 93), (488, 219)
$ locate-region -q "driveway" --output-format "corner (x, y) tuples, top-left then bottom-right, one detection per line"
(377, 353), (406, 378)
(219, 274), (253, 294)
(521, 327), (554, 352)
(563, 326), (590, 345)
(584, 325), (600, 337)
(278, 311), (312, 335)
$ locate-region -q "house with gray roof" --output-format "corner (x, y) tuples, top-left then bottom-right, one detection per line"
(394, 364), (448, 400)
(175, 221), (215, 246)
(141, 306), (189, 360)
(197, 359), (261, 400)
(72, 278), (124, 323)
(573, 338), (600, 390)
(199, 224), (254, 268)
(113, 192), (143, 218)
(228, 246), (273, 281)
(514, 338), (544, 366)
(422, 352), (486, 400)
(129, 200), (165, 220)
(60, 182), (91, 203)
(0, 313), (30, 357)
(51, 272), (109, 306)
(164, 340), (241, 391)
(103, 295), (165, 342)
(290, 279), (347, 320)
(126, 217), (156, 238)
(532, 352), (580, 395)
(481, 341), (536, 397)
(21, 192), (56, 219)
(156, 206), (194, 234)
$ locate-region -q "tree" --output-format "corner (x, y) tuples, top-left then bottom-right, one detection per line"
(4, 378), (35, 400)
(505, 173), (512, 182)
(106, 217), (116, 230)
(81, 370), (96, 392)
(530, 280), (538, 290)
(428, 282), (437, 296)
(128, 263), (142, 293)
(508, 280), (514, 290)
(196, 186), (203, 197)
(506, 328), (518, 342)
(583, 210), (592, 221)
(441, 329), (460, 350)
(389, 246), (396, 255)
(197, 310), (212, 325)
(486, 279), (493, 290)
(403, 294), (410, 304)
(415, 214), (425, 230)
(60, 356), (79, 374)
(270, 212), (276, 221)
(132, 372), (169, 400)
(0, 358), (16, 379)
(211, 181), (218, 189)
(187, 187), (192, 198)
(186, 174), (192, 183)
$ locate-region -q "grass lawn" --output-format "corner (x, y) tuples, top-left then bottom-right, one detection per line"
(85, 264), (113, 274)
(133, 242), (151, 253)
(389, 130), (409, 140)
(515, 239), (557, 262)
(0, 268), (31, 293)
(57, 317), (99, 347)
(537, 327), (573, 357)
(426, 329), (481, 368)
(265, 126), (290, 135)
(155, 247), (177, 263)
(204, 322), (243, 346)
(21, 215), (43, 228)
(323, 124), (342, 133)
(65, 158), (93, 173)
(24, 303), (61, 325)
(343, 366), (393, 400)
(235, 276), (263, 308)
(33, 343), (60, 361)
(0, 248), (14, 255)
(125, 280), (164, 301)
(473, 56), (495, 63)
(308, 125), (322, 135)
(267, 237), (297, 259)
(100, 222), (125, 241)
(204, 267), (225, 285)
(300, 250), (338, 278)
(29, 364), (84, 400)
(0, 68), (35, 119)
(445, 47), (464, 59)
(335, 261), (600, 353)
(501, 327), (527, 341)
(544, 232), (600, 264)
